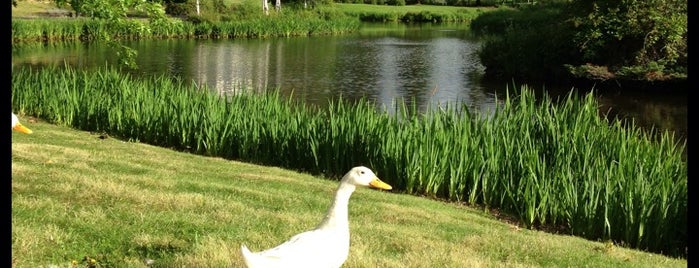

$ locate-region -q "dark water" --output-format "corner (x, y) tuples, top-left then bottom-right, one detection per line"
(11, 22), (687, 142)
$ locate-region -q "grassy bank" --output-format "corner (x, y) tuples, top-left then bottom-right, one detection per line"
(11, 66), (687, 257)
(11, 2), (491, 43)
(11, 14), (361, 43)
(11, 116), (687, 267)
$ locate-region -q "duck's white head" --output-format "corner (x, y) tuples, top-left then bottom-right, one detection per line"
(342, 166), (392, 190)
(12, 113), (33, 134)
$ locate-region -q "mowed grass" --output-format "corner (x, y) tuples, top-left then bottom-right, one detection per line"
(11, 115), (686, 268)
(11, 0), (64, 18)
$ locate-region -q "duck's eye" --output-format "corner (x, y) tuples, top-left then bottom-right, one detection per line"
(360, 171), (365, 174)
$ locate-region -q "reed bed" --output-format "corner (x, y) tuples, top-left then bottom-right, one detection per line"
(11, 66), (686, 257)
(11, 16), (360, 43)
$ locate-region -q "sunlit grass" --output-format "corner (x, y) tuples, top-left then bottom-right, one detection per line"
(11, 119), (686, 267)
(11, 0), (64, 18)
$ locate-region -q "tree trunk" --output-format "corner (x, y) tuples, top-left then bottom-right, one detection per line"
(196, 0), (200, 15)
(275, 0), (281, 12)
(262, 0), (269, 15)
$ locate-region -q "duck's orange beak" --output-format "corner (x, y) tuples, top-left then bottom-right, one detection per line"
(13, 123), (33, 134)
(369, 177), (392, 190)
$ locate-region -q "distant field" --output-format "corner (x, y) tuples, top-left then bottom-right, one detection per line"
(11, 0), (65, 18)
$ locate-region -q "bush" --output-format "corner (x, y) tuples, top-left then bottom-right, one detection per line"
(566, 0), (687, 81)
(473, 0), (687, 84)
(228, 0), (265, 20)
(165, 2), (195, 17)
(478, 20), (579, 83)
(385, 0), (405, 5)
(213, 0), (227, 13)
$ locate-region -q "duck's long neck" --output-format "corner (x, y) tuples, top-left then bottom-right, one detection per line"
(316, 182), (356, 230)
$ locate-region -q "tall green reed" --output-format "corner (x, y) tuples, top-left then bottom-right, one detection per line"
(11, 66), (686, 257)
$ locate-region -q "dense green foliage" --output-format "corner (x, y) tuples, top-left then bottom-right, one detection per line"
(12, 66), (687, 257)
(54, 0), (165, 19)
(471, 0), (687, 84)
(471, 4), (577, 82)
(49, 0), (168, 67)
(566, 0), (687, 81)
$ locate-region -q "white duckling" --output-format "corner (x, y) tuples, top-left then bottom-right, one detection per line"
(241, 166), (392, 268)
(12, 113), (33, 134)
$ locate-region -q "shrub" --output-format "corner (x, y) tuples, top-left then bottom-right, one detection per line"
(165, 2), (195, 17)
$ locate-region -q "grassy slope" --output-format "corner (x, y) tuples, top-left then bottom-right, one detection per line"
(11, 115), (686, 267)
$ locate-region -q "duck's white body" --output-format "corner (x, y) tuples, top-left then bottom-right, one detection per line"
(241, 166), (392, 268)
(241, 228), (349, 268)
(12, 113), (33, 134)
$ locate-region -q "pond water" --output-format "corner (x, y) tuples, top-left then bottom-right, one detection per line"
(11, 22), (687, 142)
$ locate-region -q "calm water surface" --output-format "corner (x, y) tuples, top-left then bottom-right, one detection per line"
(12, 23), (686, 141)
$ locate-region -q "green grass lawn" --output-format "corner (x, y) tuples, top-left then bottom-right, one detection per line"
(11, 115), (687, 267)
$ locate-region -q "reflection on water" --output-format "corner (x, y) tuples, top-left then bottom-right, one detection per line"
(596, 90), (687, 142)
(12, 23), (686, 142)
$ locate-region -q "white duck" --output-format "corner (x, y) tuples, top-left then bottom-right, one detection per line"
(12, 113), (33, 134)
(240, 166), (392, 268)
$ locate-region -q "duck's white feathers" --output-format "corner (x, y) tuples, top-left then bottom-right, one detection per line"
(241, 227), (350, 268)
(240, 166), (391, 268)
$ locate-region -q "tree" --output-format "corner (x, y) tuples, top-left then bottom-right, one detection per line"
(475, 0), (687, 83)
(55, 0), (164, 19)
(53, 0), (167, 69)
(566, 0), (687, 80)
